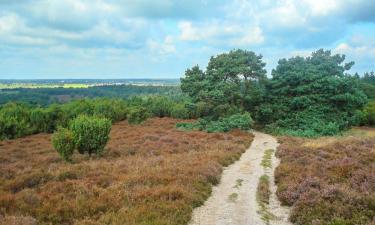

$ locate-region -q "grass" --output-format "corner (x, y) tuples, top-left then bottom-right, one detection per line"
(261, 149), (274, 169)
(0, 118), (253, 225)
(233, 179), (243, 189)
(228, 193), (238, 202)
(256, 175), (274, 224)
(275, 127), (375, 225)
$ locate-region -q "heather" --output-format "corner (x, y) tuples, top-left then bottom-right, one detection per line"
(0, 118), (253, 225)
(275, 129), (375, 225)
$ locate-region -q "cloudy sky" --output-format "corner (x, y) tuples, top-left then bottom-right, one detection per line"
(0, 0), (374, 79)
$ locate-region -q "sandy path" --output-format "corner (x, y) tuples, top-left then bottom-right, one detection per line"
(189, 131), (291, 225)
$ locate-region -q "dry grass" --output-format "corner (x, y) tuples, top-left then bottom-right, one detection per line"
(0, 118), (253, 225)
(275, 127), (375, 225)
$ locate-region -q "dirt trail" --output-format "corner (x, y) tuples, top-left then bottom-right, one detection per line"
(189, 131), (291, 225)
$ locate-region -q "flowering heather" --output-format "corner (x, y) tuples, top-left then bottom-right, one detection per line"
(275, 131), (375, 225)
(0, 118), (253, 225)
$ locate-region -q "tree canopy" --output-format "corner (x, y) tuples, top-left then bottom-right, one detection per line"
(181, 49), (267, 119)
(260, 49), (367, 136)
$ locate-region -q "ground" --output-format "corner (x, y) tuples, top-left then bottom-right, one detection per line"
(0, 118), (253, 225)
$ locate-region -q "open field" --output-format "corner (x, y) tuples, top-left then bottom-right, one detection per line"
(0, 118), (253, 225)
(275, 128), (375, 225)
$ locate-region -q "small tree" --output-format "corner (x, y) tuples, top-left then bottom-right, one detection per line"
(52, 128), (75, 162)
(70, 115), (111, 156)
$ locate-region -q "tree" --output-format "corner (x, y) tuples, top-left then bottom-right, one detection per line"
(260, 49), (367, 136)
(70, 115), (111, 156)
(52, 128), (75, 162)
(180, 49), (267, 118)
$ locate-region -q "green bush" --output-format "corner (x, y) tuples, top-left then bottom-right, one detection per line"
(204, 113), (254, 132)
(52, 128), (75, 162)
(127, 106), (150, 124)
(363, 101), (375, 125)
(70, 115), (112, 156)
(30, 108), (52, 133)
(92, 99), (127, 122)
(171, 103), (189, 119)
(177, 112), (253, 133)
(0, 103), (32, 139)
(147, 96), (173, 117)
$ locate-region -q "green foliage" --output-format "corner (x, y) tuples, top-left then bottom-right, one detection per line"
(92, 99), (127, 122)
(181, 49), (267, 119)
(170, 103), (190, 119)
(127, 106), (150, 124)
(69, 115), (112, 156)
(363, 100), (375, 126)
(0, 103), (32, 139)
(52, 128), (75, 162)
(146, 96), (173, 117)
(177, 112), (253, 133)
(260, 49), (367, 137)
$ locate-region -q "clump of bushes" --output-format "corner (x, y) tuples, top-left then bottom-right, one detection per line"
(362, 100), (375, 125)
(52, 128), (75, 162)
(51, 115), (112, 161)
(177, 112), (254, 132)
(70, 115), (112, 156)
(127, 106), (150, 124)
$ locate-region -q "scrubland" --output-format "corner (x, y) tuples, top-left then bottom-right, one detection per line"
(0, 118), (253, 225)
(275, 128), (375, 225)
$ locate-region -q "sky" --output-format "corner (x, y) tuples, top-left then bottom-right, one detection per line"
(0, 0), (374, 79)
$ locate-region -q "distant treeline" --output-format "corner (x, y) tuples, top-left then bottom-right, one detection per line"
(0, 85), (181, 106)
(0, 96), (200, 140)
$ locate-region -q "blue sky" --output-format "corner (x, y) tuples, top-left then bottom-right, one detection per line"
(0, 0), (374, 79)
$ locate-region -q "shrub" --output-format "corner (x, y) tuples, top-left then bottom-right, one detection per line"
(147, 96), (173, 117)
(0, 103), (32, 139)
(52, 128), (75, 162)
(92, 99), (127, 122)
(177, 112), (254, 133)
(30, 108), (53, 133)
(363, 101), (375, 125)
(127, 106), (150, 124)
(170, 104), (189, 119)
(70, 115), (112, 156)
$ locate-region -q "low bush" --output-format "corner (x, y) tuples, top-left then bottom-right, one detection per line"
(363, 100), (375, 126)
(170, 103), (189, 119)
(52, 128), (75, 162)
(127, 106), (150, 124)
(70, 115), (112, 156)
(177, 112), (254, 133)
(0, 103), (32, 139)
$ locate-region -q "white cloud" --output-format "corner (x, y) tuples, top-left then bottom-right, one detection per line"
(178, 20), (264, 47)
(147, 35), (176, 56)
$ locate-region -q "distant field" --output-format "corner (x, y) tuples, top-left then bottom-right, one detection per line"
(0, 79), (180, 89)
(0, 83), (90, 89)
(0, 118), (253, 225)
(275, 127), (375, 225)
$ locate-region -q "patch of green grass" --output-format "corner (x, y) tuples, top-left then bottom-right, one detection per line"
(233, 179), (243, 189)
(228, 193), (238, 202)
(261, 149), (274, 169)
(256, 175), (275, 224)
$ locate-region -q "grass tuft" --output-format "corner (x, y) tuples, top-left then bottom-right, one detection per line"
(261, 149), (274, 169)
